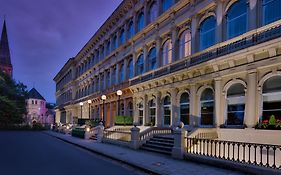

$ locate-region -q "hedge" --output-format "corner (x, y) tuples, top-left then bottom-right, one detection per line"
(71, 128), (85, 138)
(115, 116), (133, 125)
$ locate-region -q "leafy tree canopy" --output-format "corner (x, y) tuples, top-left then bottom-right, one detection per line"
(0, 71), (28, 126)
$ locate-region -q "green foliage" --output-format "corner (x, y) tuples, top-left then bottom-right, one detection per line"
(115, 116), (133, 125)
(85, 118), (101, 127)
(71, 128), (85, 138)
(269, 115), (276, 125)
(0, 71), (28, 127)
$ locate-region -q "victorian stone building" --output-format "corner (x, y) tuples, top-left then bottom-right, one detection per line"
(54, 0), (281, 137)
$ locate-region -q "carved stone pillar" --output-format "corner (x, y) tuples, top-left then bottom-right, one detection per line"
(245, 70), (257, 128)
(215, 78), (223, 127)
(155, 91), (162, 127)
(171, 88), (179, 126)
(191, 15), (198, 53)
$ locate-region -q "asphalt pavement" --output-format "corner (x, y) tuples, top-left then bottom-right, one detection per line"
(0, 131), (146, 175)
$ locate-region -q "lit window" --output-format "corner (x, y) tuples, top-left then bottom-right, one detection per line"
(262, 76), (281, 121)
(199, 16), (216, 50)
(138, 102), (144, 125)
(163, 96), (171, 125)
(200, 88), (214, 125)
(226, 83), (245, 126)
(180, 93), (190, 125)
(179, 30), (191, 59)
(226, 0), (247, 39)
(149, 99), (156, 126)
(162, 39), (172, 65)
(262, 0), (281, 25)
(148, 47), (157, 70)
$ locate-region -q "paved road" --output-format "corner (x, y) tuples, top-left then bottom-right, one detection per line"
(0, 131), (145, 175)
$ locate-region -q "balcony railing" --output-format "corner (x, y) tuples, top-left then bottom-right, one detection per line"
(131, 21), (281, 86)
(187, 138), (281, 170)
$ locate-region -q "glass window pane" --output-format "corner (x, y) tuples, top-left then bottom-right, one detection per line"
(263, 0), (281, 25)
(199, 16), (216, 50)
(162, 0), (173, 12)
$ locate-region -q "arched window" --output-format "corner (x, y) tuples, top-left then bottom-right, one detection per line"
(200, 88), (214, 125)
(119, 64), (125, 83)
(179, 30), (191, 59)
(226, 0), (247, 39)
(136, 54), (144, 75)
(148, 47), (157, 71)
(199, 16), (216, 51)
(138, 102), (144, 125)
(106, 71), (110, 88)
(163, 96), (171, 125)
(137, 12), (145, 32)
(106, 41), (111, 56)
(111, 67), (116, 85)
(96, 50), (100, 63)
(162, 39), (172, 66)
(128, 20), (134, 39)
(100, 74), (104, 91)
(100, 46), (104, 60)
(162, 0), (173, 12)
(149, 99), (156, 126)
(127, 59), (134, 79)
(96, 77), (99, 92)
(128, 102), (133, 117)
(119, 29), (125, 46)
(262, 76), (281, 121)
(180, 93), (190, 125)
(112, 35), (117, 50)
(149, 2), (158, 23)
(262, 0), (281, 25)
(226, 83), (245, 125)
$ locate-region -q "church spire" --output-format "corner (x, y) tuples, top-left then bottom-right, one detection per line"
(0, 19), (11, 65)
(0, 18), (13, 77)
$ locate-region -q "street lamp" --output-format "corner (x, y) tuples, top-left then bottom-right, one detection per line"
(79, 102), (83, 119)
(116, 90), (122, 116)
(88, 100), (92, 119)
(101, 95), (107, 121)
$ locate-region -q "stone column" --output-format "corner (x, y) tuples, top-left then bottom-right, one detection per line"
(171, 88), (178, 126)
(191, 15), (198, 53)
(171, 26), (179, 62)
(172, 126), (187, 159)
(133, 97), (138, 124)
(109, 102), (114, 126)
(143, 45), (148, 72)
(155, 36), (162, 68)
(132, 51), (137, 76)
(216, 0), (223, 43)
(245, 70), (257, 128)
(130, 126), (140, 149)
(124, 58), (128, 80)
(116, 63), (120, 84)
(249, 0), (258, 30)
(155, 91), (162, 127)
(144, 94), (148, 125)
(215, 78), (223, 127)
(123, 98), (127, 116)
(189, 84), (197, 127)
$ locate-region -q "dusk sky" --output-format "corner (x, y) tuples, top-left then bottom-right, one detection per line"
(0, 0), (123, 103)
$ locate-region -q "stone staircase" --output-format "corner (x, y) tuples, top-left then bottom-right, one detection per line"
(141, 135), (174, 155)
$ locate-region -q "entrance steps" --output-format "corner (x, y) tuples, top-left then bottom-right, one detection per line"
(141, 135), (174, 155)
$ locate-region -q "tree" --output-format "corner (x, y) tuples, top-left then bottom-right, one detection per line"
(0, 71), (28, 127)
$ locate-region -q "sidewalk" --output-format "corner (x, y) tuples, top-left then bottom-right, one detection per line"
(44, 131), (244, 175)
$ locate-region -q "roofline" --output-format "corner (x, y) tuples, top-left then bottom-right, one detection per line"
(53, 57), (74, 81)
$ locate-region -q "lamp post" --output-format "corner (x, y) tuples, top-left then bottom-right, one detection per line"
(116, 90), (122, 116)
(101, 95), (107, 121)
(79, 102), (83, 119)
(88, 100), (92, 119)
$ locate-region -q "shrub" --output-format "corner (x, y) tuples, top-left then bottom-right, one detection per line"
(71, 128), (85, 138)
(115, 116), (133, 125)
(269, 115), (277, 125)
